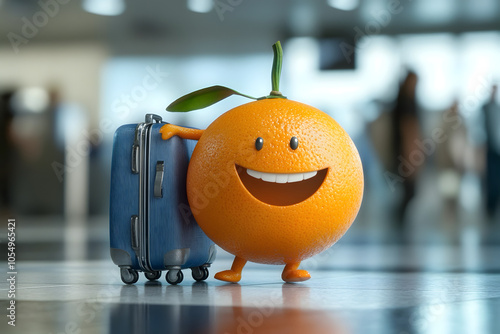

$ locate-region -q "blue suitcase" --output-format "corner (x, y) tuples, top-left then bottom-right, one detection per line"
(109, 114), (216, 285)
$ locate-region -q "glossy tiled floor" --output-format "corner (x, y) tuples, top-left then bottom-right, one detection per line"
(1, 180), (500, 334)
(1, 224), (500, 334)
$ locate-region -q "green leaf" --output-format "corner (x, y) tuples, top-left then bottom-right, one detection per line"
(166, 85), (258, 112)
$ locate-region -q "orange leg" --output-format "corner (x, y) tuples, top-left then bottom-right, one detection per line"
(214, 256), (247, 283)
(281, 262), (310, 283)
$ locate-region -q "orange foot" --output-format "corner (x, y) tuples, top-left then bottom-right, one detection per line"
(214, 270), (242, 283)
(282, 262), (311, 283)
(215, 256), (247, 283)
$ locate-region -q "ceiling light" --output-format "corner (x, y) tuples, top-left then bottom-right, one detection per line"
(327, 0), (359, 11)
(187, 0), (213, 13)
(83, 0), (125, 16)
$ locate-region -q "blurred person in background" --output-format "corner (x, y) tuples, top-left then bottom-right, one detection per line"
(390, 70), (421, 224)
(482, 84), (500, 220)
(0, 91), (15, 217)
(2, 86), (65, 215)
(435, 100), (469, 222)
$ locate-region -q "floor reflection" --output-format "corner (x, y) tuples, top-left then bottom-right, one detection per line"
(110, 283), (211, 334)
(2, 260), (499, 334)
(214, 284), (348, 334)
(105, 281), (500, 334)
(109, 283), (348, 334)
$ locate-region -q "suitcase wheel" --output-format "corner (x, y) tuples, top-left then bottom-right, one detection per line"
(191, 266), (209, 281)
(144, 271), (162, 281)
(120, 268), (139, 285)
(166, 270), (184, 285)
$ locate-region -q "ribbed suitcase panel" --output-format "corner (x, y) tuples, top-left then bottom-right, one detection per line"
(109, 124), (140, 269)
(148, 124), (213, 270)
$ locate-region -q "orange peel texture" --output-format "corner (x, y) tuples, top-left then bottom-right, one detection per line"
(187, 98), (364, 265)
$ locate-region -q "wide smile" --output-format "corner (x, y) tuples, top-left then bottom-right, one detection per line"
(236, 165), (328, 206)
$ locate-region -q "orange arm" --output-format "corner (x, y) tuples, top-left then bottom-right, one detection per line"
(160, 124), (204, 141)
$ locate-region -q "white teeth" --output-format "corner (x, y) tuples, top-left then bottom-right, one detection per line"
(246, 169), (317, 183)
(246, 169), (261, 179)
(303, 171), (317, 180)
(261, 173), (276, 183)
(275, 174), (289, 184)
(287, 173), (304, 183)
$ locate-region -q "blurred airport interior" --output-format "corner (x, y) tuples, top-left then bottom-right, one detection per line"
(2, 0), (499, 260)
(0, 1), (500, 333)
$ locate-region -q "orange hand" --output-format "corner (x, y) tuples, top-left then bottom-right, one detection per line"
(160, 124), (204, 141)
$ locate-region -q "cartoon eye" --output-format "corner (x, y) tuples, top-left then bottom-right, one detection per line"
(290, 136), (299, 150)
(255, 137), (264, 151)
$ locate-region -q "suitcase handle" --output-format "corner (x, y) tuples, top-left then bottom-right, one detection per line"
(145, 114), (163, 124)
(154, 161), (164, 198)
(131, 215), (140, 250)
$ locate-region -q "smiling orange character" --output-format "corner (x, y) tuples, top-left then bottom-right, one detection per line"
(160, 42), (363, 283)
